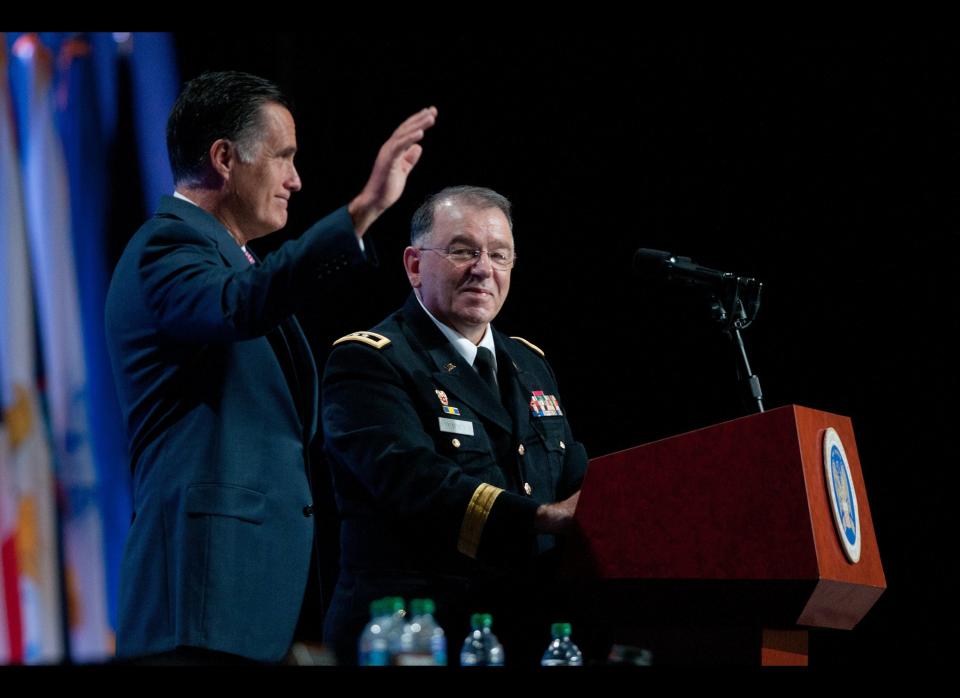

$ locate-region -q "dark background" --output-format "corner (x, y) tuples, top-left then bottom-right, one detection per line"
(116, 33), (953, 665)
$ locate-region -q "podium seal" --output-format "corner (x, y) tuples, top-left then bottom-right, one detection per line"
(822, 427), (861, 563)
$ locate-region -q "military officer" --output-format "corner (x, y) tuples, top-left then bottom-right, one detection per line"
(321, 186), (586, 664)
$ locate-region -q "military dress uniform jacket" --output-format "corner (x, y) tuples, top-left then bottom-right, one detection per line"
(105, 195), (369, 661)
(321, 294), (588, 650)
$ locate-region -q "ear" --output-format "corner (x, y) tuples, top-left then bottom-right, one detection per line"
(402, 246), (422, 289)
(208, 138), (235, 181)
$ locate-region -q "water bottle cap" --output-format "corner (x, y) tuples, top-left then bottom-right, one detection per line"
(411, 598), (436, 615)
(470, 613), (493, 629)
(551, 622), (572, 637)
(386, 596), (405, 613)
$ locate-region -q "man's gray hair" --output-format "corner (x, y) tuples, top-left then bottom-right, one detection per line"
(410, 186), (513, 245)
(167, 71), (291, 186)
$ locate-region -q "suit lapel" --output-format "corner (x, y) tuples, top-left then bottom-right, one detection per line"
(246, 245), (318, 441)
(157, 196), (252, 270)
(156, 196), (318, 439)
(277, 316), (319, 440)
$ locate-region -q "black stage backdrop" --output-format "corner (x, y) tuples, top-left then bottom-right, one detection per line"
(108, 33), (953, 666)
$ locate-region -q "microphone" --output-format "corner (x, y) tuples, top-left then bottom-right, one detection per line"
(632, 248), (757, 290)
(633, 249), (765, 413)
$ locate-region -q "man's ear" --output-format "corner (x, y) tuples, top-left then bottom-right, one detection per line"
(403, 246), (422, 289)
(209, 138), (235, 181)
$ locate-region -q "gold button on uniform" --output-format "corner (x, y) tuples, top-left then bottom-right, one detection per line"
(452, 438), (461, 448)
(523, 482), (533, 495)
(518, 444), (525, 456)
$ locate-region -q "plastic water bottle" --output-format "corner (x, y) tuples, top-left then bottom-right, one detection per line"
(540, 622), (583, 666)
(409, 598), (447, 666)
(358, 596), (405, 666)
(357, 598), (389, 666)
(392, 598), (447, 666)
(459, 613), (504, 666)
(382, 596), (407, 664)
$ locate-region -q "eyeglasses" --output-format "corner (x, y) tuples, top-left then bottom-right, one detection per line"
(418, 245), (517, 271)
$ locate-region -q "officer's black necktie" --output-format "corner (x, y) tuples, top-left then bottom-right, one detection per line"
(474, 346), (499, 396)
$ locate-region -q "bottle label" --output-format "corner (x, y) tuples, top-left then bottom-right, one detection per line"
(365, 649), (389, 666)
(394, 652), (437, 666)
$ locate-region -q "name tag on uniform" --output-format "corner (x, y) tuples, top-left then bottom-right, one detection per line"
(438, 417), (474, 436)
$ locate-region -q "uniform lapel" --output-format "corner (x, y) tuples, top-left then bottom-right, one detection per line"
(400, 295), (512, 434)
(496, 330), (547, 441)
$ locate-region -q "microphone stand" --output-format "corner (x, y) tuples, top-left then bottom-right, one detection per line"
(709, 277), (765, 414)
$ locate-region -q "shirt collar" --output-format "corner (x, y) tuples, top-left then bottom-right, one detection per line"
(174, 190), (255, 254)
(414, 291), (497, 371)
(173, 190), (198, 207)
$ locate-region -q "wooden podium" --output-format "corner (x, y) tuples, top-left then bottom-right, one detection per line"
(562, 404), (885, 665)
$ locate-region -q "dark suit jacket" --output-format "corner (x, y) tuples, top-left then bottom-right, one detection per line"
(105, 195), (367, 661)
(321, 294), (588, 658)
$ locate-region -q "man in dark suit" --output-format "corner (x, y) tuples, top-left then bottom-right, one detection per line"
(104, 71), (436, 663)
(322, 186), (587, 664)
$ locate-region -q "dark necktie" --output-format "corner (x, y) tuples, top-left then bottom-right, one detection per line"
(474, 346), (499, 396)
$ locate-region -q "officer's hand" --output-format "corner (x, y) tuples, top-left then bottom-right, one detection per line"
(534, 490), (580, 535)
(348, 106), (438, 236)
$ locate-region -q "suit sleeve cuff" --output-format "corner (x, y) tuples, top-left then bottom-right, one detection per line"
(457, 484), (539, 561)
